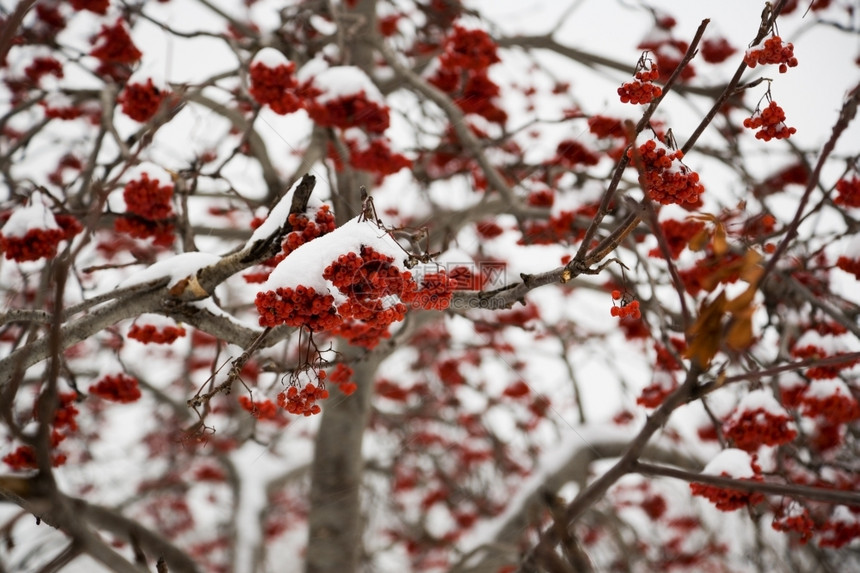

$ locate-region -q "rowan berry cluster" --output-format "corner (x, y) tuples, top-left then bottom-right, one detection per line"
(618, 61), (662, 104)
(690, 453), (764, 511)
(118, 79), (168, 122)
(128, 323), (187, 344)
(0, 203), (82, 262)
(245, 206), (338, 284)
(797, 381), (860, 423)
(834, 177), (860, 207)
(408, 272), (454, 310)
(428, 26), (507, 124)
(90, 19), (141, 80)
(836, 255), (860, 279)
(772, 506), (814, 544)
(648, 219), (705, 259)
(348, 138), (413, 178)
(328, 364), (357, 396)
(631, 139), (704, 205)
(71, 0), (109, 14)
(114, 174), (175, 246)
(610, 290), (641, 319)
(255, 286), (340, 331)
(743, 100), (796, 141)
(723, 405), (797, 452)
(238, 396), (278, 420)
(24, 57), (63, 85)
(307, 92), (390, 134)
(277, 383), (329, 416)
(744, 36), (798, 73)
(700, 37), (736, 64)
(89, 373), (142, 403)
(248, 60), (302, 115)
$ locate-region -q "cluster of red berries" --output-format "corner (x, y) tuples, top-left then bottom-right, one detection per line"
(743, 100), (796, 141)
(610, 290), (641, 319)
(690, 455), (764, 512)
(118, 79), (169, 123)
(408, 272), (455, 310)
(588, 115), (626, 139)
(347, 138), (413, 179)
(723, 406), (797, 452)
(24, 56), (63, 85)
(648, 219), (705, 259)
(128, 322), (187, 344)
(554, 139), (600, 168)
(631, 139), (705, 205)
(245, 205), (337, 284)
(71, 0), (109, 14)
(440, 25), (501, 71)
(114, 174), (175, 247)
(0, 206), (82, 262)
(277, 383), (329, 416)
(772, 506), (814, 544)
(3, 432), (67, 470)
(744, 36), (798, 73)
(307, 92), (390, 134)
(89, 373), (142, 403)
(618, 62), (662, 104)
(836, 255), (860, 280)
(797, 383), (860, 423)
(238, 396), (278, 420)
(637, 376), (678, 409)
(428, 26), (507, 124)
(328, 364), (357, 396)
(819, 510), (860, 549)
(700, 37), (736, 64)
(834, 176), (860, 208)
(90, 19), (141, 81)
(255, 285), (340, 331)
(248, 60), (302, 115)
(690, 478), (764, 512)
(283, 206), (337, 255)
(325, 247), (409, 300)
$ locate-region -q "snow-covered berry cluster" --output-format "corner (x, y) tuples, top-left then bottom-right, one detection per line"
(689, 449), (764, 511)
(744, 36), (798, 73)
(0, 196), (82, 262)
(722, 390), (797, 452)
(743, 100), (796, 141)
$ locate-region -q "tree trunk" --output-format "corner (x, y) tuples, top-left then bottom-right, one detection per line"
(305, 3), (378, 571)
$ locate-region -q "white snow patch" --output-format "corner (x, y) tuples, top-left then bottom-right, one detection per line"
(310, 66), (385, 105)
(263, 217), (406, 294)
(251, 47), (291, 68)
(701, 448), (757, 479)
(1, 193), (59, 237)
(119, 252), (221, 289)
